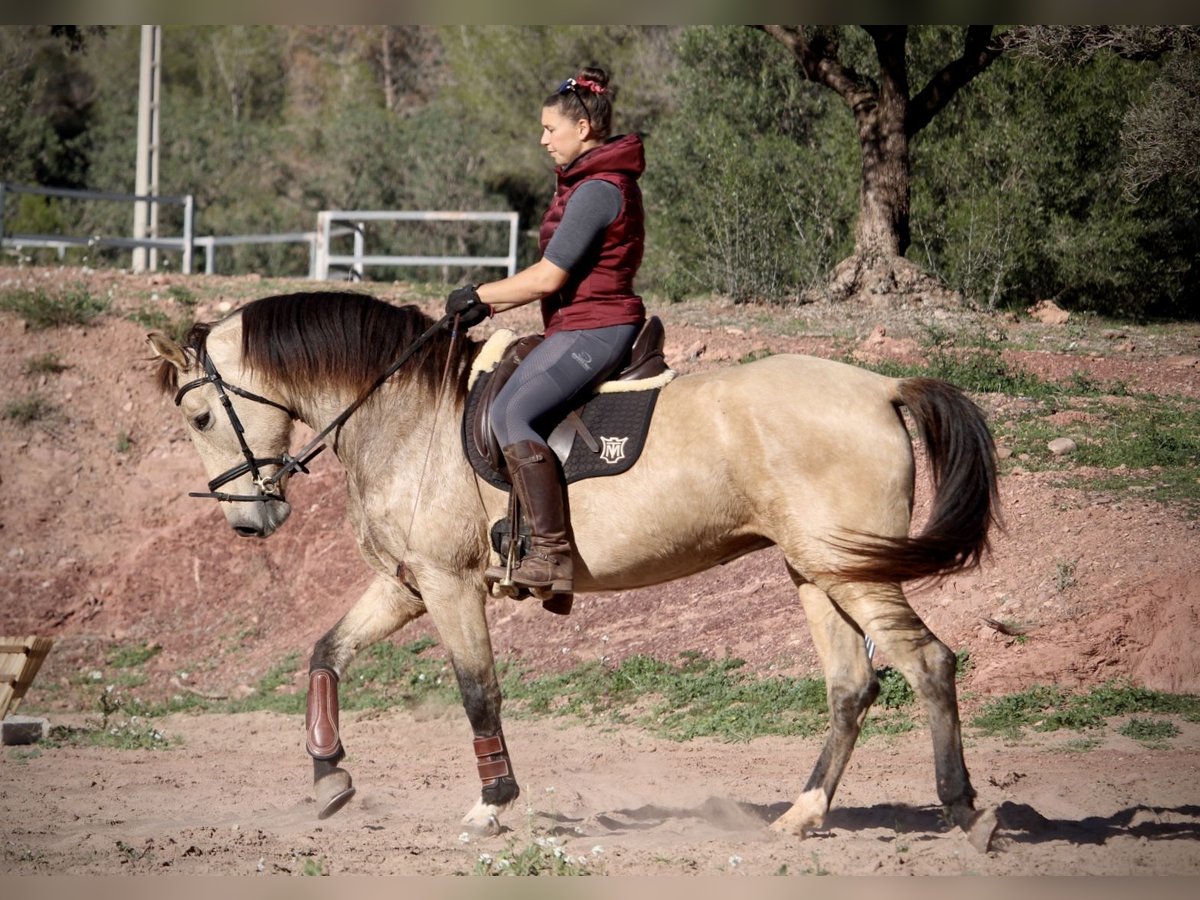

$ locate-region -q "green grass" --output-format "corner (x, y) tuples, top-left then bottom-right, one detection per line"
(859, 321), (1200, 512)
(108, 642), (162, 669)
(971, 680), (1200, 739)
(3, 393), (56, 425)
(0, 284), (109, 329)
(1118, 717), (1180, 746)
(31, 638), (1200, 759)
(471, 834), (604, 876)
(126, 304), (194, 342)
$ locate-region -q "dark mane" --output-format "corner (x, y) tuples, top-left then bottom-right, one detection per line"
(156, 292), (476, 403)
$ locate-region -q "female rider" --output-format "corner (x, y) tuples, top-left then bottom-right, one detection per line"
(444, 65), (646, 609)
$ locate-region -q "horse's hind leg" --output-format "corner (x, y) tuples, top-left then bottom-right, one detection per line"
(832, 580), (997, 851)
(307, 574), (425, 819)
(773, 573), (878, 836)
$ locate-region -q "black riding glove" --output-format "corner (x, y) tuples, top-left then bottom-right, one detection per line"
(444, 285), (491, 330)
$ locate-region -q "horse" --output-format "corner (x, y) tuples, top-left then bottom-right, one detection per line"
(147, 290), (1001, 851)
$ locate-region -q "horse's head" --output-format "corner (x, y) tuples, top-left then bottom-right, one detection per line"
(148, 325), (294, 538)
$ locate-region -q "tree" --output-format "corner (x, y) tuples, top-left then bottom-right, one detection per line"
(759, 25), (1027, 303)
(759, 24), (1200, 307)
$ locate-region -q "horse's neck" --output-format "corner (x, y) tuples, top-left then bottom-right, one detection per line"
(296, 384), (464, 493)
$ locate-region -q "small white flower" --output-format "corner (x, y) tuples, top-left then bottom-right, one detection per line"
(591, 845), (605, 856)
(544, 786), (556, 794)
(497, 859), (511, 869)
(478, 853), (492, 865)
(728, 854), (742, 868)
(553, 846), (564, 858)
(458, 832), (471, 844)
(256, 857), (265, 873)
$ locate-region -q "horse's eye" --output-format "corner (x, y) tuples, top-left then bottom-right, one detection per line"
(191, 411), (212, 431)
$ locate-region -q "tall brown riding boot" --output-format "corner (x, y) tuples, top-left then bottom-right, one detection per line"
(493, 440), (574, 611)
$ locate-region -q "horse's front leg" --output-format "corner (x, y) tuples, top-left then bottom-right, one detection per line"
(306, 574), (425, 819)
(421, 571), (517, 837)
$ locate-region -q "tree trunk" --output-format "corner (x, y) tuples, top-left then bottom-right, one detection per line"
(760, 25), (1011, 306)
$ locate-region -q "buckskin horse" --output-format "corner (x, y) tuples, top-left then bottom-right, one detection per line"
(147, 290), (1000, 850)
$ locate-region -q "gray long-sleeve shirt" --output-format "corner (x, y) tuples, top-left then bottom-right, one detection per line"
(543, 180), (623, 272)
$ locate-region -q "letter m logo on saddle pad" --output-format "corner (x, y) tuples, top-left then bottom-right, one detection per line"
(462, 324), (675, 491)
(599, 436), (628, 465)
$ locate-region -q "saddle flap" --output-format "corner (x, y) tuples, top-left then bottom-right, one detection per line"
(472, 334), (544, 471)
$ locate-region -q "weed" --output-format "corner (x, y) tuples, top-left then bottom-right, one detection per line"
(876, 666), (916, 708)
(108, 642), (162, 669)
(115, 430), (133, 453)
(739, 348), (774, 364)
(971, 680), (1200, 738)
(1054, 560), (1077, 593)
(0, 284), (109, 329)
(168, 284), (198, 307)
(23, 352), (69, 376)
(472, 835), (603, 876)
(1119, 717), (1179, 745)
(46, 686), (172, 751)
(301, 856), (327, 876)
(995, 396), (1200, 512)
(3, 393), (56, 425)
(1056, 736), (1101, 753)
(127, 305), (193, 342)
(8, 748), (42, 765)
(801, 851), (829, 876)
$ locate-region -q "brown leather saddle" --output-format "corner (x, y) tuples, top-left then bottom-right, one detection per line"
(462, 316), (672, 491)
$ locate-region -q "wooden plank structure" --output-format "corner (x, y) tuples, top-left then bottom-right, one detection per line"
(0, 636), (54, 721)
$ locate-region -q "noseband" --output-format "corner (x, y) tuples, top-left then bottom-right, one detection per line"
(176, 312), (455, 505)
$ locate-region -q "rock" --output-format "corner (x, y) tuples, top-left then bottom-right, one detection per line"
(1048, 437), (1077, 456)
(1165, 356), (1199, 370)
(996, 446), (1013, 460)
(683, 340), (706, 360)
(1027, 299), (1070, 325)
(2, 715), (49, 745)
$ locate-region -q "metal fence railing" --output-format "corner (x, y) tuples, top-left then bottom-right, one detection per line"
(313, 210), (519, 281)
(0, 182), (195, 273)
(1, 184), (519, 283)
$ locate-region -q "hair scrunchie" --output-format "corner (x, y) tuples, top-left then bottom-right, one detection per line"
(573, 77), (607, 94)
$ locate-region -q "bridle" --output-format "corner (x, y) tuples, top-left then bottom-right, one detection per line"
(175, 312), (454, 505)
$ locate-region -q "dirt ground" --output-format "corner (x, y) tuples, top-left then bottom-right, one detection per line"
(2, 266), (1199, 875)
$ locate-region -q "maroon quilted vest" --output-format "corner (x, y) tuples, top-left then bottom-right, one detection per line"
(538, 133), (646, 336)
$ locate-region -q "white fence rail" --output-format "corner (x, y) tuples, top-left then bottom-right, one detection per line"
(0, 182), (194, 273)
(1, 184), (518, 283)
(313, 210), (519, 281)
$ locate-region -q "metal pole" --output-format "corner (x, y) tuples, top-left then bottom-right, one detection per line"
(148, 25), (162, 271)
(352, 221), (364, 281)
(506, 212), (518, 277)
(132, 25), (161, 273)
(314, 211), (329, 280)
(182, 194), (194, 274)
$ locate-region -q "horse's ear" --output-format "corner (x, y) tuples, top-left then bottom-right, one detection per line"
(147, 332), (190, 370)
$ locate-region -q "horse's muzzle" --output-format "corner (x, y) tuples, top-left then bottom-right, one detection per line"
(227, 499), (291, 538)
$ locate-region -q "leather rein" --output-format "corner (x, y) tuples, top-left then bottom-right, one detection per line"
(175, 312), (455, 504)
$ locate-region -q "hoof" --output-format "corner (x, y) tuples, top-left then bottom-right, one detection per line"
(964, 806), (998, 853)
(315, 767), (356, 820)
(771, 788), (827, 836)
(462, 800), (504, 836)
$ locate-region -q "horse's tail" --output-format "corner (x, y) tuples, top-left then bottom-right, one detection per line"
(831, 377), (1000, 584)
